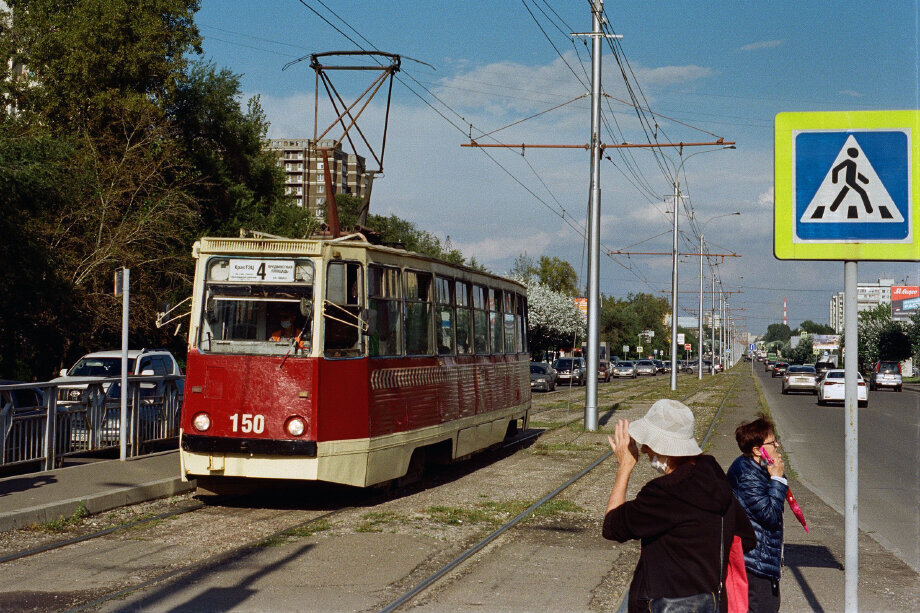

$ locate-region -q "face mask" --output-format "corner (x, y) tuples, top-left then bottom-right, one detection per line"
(650, 454), (668, 474)
(280, 320), (292, 329)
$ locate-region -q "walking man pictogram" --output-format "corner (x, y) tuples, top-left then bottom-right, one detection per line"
(827, 147), (872, 216)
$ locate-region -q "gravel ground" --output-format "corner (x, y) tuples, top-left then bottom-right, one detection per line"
(0, 374), (737, 612)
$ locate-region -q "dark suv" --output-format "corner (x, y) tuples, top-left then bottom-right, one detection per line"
(869, 361), (902, 392)
(814, 361), (836, 377)
(771, 362), (789, 377)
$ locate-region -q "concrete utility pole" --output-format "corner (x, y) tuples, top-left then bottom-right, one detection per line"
(583, 0), (603, 431)
(575, 0), (621, 431)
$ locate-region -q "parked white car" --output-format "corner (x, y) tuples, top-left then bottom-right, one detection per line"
(52, 349), (182, 403)
(816, 369), (867, 407)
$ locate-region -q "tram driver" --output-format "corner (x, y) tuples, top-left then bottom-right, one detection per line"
(269, 304), (310, 352)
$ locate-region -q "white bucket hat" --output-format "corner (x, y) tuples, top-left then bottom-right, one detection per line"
(629, 399), (702, 457)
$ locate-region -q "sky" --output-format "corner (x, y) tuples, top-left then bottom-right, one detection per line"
(193, 1), (920, 337)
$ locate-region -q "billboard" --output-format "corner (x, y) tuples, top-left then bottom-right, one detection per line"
(892, 285), (920, 320)
(811, 334), (841, 352)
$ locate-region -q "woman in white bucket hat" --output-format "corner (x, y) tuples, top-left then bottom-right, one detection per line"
(603, 399), (755, 613)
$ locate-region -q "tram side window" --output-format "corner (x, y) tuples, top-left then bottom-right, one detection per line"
(472, 284), (489, 354)
(435, 276), (454, 355)
(455, 281), (472, 354)
(503, 291), (516, 353)
(405, 270), (433, 355)
(516, 293), (528, 353)
(489, 288), (504, 354)
(367, 265), (402, 357)
(324, 261), (363, 358)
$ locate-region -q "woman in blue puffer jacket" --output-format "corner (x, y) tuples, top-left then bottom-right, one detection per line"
(727, 414), (787, 613)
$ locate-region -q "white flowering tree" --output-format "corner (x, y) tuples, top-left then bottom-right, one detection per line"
(521, 279), (586, 360)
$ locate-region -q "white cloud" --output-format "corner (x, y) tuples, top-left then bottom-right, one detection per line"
(839, 89), (863, 98)
(739, 39), (785, 52)
(758, 187), (775, 207)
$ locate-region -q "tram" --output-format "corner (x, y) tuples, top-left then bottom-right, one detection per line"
(179, 233), (531, 489)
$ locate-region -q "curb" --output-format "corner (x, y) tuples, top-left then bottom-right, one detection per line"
(0, 477), (196, 533)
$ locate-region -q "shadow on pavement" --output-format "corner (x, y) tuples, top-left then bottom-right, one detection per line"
(0, 474), (57, 497)
(784, 543), (844, 613)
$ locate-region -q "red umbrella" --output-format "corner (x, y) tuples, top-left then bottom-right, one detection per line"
(761, 447), (809, 533)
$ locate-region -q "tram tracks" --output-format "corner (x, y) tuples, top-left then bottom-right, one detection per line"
(378, 375), (741, 612)
(1, 375), (736, 612)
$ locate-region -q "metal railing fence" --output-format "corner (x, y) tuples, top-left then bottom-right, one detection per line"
(1, 376), (184, 470)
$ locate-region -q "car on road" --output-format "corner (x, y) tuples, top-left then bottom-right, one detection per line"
(764, 359), (775, 372)
(597, 360), (611, 383)
(613, 361), (638, 378)
(817, 369), (868, 407)
(782, 365), (817, 394)
(635, 360), (657, 376)
(530, 362), (557, 392)
(771, 362), (789, 378)
(552, 357), (586, 386)
(814, 361), (836, 377)
(653, 359), (668, 374)
(868, 361), (902, 392)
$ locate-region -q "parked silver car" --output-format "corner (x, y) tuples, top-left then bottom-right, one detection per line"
(635, 360), (657, 376)
(530, 362), (557, 392)
(613, 361), (638, 378)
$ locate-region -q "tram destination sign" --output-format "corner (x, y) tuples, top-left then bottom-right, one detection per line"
(775, 110), (920, 261)
(229, 259), (295, 282)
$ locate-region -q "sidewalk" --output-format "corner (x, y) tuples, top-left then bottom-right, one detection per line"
(0, 450), (194, 532)
(705, 371), (920, 612)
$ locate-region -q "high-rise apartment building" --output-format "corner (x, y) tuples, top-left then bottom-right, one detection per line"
(828, 278), (895, 332)
(265, 139), (369, 217)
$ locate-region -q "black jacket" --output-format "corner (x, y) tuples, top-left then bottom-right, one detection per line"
(727, 455), (787, 579)
(603, 455), (755, 613)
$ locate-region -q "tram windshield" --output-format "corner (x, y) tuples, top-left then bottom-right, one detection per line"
(198, 257), (315, 357)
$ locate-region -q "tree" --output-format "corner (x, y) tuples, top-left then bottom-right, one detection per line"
(4, 0), (201, 132)
(854, 303), (892, 369)
(523, 280), (585, 360)
(785, 336), (814, 365)
(333, 194), (471, 267)
(876, 322), (911, 362)
(799, 320), (835, 335)
(536, 256), (579, 297)
(763, 323), (792, 343)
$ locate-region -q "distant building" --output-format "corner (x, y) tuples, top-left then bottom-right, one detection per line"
(264, 139), (369, 217)
(828, 278), (895, 332)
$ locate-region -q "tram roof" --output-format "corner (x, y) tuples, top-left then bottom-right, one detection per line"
(193, 234), (525, 289)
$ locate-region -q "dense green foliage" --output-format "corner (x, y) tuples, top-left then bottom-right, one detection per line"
(0, 1), (305, 378)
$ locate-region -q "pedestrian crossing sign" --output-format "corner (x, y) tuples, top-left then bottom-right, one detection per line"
(775, 110), (920, 261)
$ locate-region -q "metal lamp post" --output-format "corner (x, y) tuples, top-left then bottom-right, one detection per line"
(697, 212), (740, 379)
(667, 146), (735, 390)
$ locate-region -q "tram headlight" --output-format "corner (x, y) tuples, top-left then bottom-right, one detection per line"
(192, 412), (211, 432)
(285, 416), (306, 437)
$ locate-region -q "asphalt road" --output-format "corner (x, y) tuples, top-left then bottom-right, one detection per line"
(755, 364), (920, 573)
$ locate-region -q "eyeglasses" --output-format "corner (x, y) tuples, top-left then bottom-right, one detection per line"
(761, 440), (781, 450)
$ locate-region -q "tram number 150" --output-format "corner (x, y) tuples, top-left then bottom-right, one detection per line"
(229, 413), (265, 434)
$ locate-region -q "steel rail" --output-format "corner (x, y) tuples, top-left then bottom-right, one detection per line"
(0, 501), (205, 565)
(380, 376), (739, 612)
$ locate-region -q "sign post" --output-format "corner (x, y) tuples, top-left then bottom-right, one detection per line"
(776, 110), (920, 612)
(114, 268), (130, 462)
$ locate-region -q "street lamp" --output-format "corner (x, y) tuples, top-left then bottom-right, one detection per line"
(697, 212), (740, 379)
(667, 146), (735, 390)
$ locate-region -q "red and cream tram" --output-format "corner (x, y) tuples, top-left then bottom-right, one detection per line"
(179, 234), (531, 489)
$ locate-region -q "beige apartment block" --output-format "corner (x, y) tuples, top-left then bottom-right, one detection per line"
(265, 138), (369, 217)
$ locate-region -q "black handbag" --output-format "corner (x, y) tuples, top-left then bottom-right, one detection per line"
(646, 517), (724, 613)
(648, 592), (717, 613)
